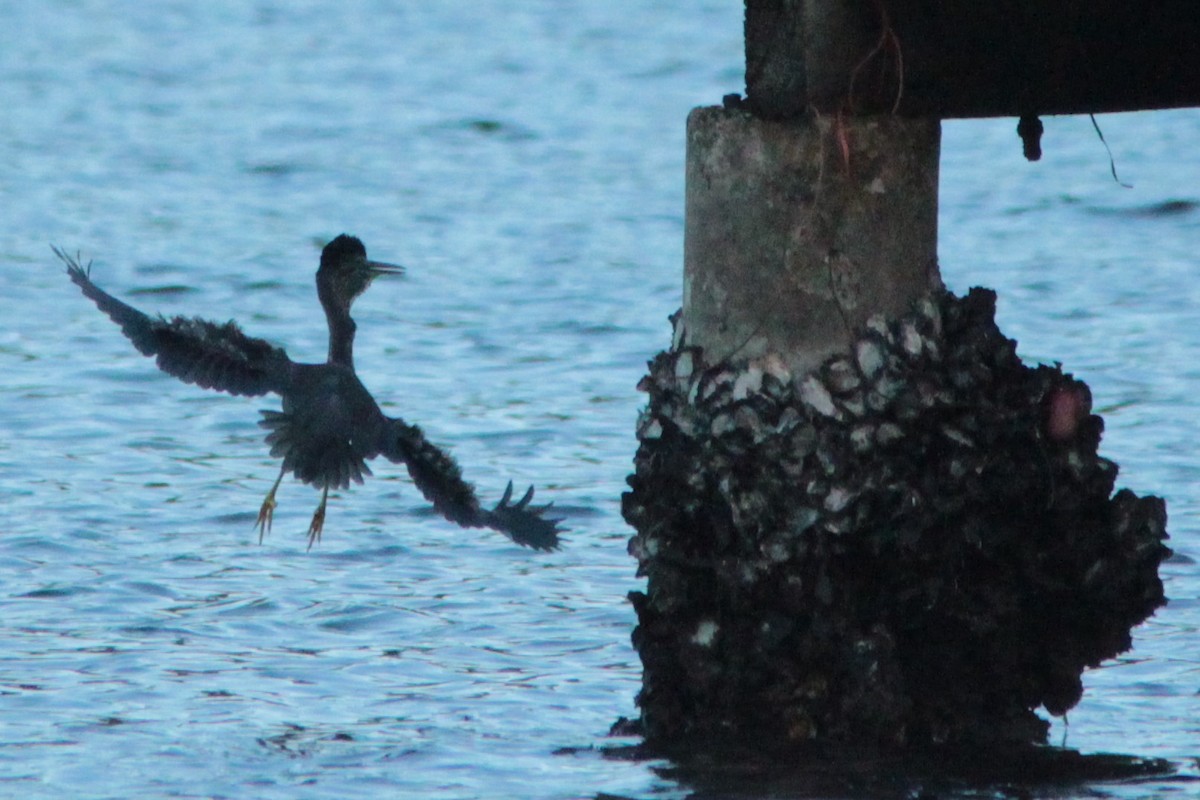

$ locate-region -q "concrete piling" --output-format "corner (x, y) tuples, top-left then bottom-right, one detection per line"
(623, 105), (1169, 750)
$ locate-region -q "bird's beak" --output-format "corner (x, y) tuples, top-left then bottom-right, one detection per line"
(366, 260), (405, 278)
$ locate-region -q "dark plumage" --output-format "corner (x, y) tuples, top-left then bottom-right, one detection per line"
(54, 235), (562, 550)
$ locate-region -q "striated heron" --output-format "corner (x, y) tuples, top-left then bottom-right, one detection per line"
(54, 235), (562, 551)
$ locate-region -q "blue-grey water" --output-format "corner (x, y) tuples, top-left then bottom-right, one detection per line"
(1, 2), (1198, 797)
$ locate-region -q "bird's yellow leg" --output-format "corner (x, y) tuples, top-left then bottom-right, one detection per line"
(255, 468), (285, 544)
(307, 486), (329, 551)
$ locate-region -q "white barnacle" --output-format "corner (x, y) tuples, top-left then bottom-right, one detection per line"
(698, 370), (730, 403)
(900, 320), (923, 358)
(855, 338), (885, 380)
(876, 422), (904, 445)
(637, 415), (663, 440)
(865, 390), (890, 414)
(789, 506), (819, 534)
(840, 395), (866, 418)
(824, 485), (852, 513)
(823, 516), (852, 536)
(674, 351), (694, 384)
(918, 296), (941, 335)
(849, 424), (874, 453)
(692, 619), (719, 647)
(798, 375), (839, 418)
(775, 406), (802, 434)
(877, 375), (905, 400)
(671, 314), (688, 350)
(761, 352), (793, 384)
(711, 412), (736, 437)
(941, 425), (975, 448)
(732, 365), (764, 401)
(673, 414), (697, 437)
(765, 541), (790, 562)
(866, 313), (889, 337)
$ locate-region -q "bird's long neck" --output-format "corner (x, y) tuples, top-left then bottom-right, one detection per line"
(325, 305), (357, 368)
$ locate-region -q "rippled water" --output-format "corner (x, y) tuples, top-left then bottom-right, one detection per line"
(1, 2), (1198, 797)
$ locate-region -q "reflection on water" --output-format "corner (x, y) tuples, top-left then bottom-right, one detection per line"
(1, 1), (1199, 797)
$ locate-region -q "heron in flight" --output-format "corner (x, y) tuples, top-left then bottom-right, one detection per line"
(54, 235), (561, 551)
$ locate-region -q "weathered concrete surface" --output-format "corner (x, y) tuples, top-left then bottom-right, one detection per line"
(682, 106), (939, 379)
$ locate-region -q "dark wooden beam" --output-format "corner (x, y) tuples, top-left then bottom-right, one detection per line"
(746, 0), (1200, 119)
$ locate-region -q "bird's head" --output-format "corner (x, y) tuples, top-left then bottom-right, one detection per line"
(316, 234), (404, 314)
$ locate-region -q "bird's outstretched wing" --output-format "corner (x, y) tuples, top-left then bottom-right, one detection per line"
(55, 246), (293, 397)
(379, 416), (563, 550)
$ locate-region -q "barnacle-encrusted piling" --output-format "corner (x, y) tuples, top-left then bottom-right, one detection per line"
(623, 287), (1169, 747)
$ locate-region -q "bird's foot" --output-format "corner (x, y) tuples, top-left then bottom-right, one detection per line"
(255, 490), (278, 544)
(485, 481), (564, 551)
(307, 503), (326, 546)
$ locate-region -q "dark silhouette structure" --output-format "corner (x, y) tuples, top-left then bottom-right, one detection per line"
(54, 235), (561, 551)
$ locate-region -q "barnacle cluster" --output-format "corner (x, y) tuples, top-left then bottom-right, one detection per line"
(623, 287), (1169, 748)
